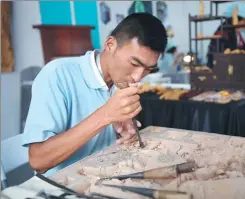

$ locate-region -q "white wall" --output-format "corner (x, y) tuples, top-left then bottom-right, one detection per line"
(1, 1), (44, 140)
(97, 1), (135, 48)
(97, 1), (233, 63)
(0, 1), (234, 141)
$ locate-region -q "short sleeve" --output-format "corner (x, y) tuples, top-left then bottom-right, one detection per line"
(22, 65), (68, 147)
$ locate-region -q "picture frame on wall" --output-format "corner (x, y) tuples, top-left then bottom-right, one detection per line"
(128, 1), (153, 15)
(156, 1), (168, 23)
(100, 2), (111, 25)
(116, 14), (125, 24)
(1, 1), (14, 72)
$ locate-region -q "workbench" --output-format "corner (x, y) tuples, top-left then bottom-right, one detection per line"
(2, 126), (245, 199)
(49, 126), (245, 199)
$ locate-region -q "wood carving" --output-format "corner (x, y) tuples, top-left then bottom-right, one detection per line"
(50, 127), (245, 199)
(1, 1), (14, 72)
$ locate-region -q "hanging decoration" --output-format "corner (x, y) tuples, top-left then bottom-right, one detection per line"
(116, 14), (125, 24)
(100, 2), (111, 25)
(156, 1), (168, 23)
(128, 1), (153, 15)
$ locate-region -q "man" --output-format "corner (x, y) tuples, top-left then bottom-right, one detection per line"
(159, 40), (184, 73)
(207, 2), (245, 68)
(158, 40), (177, 73)
(22, 13), (167, 176)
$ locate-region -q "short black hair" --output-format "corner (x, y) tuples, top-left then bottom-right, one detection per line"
(167, 47), (177, 54)
(110, 13), (168, 53)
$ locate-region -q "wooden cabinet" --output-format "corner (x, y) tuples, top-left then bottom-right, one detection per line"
(191, 53), (245, 90)
(33, 25), (94, 64)
(212, 53), (245, 88)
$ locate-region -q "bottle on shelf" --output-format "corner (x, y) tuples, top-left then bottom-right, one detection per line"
(199, 0), (204, 18)
(232, 6), (238, 26)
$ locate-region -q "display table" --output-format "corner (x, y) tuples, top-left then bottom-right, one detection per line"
(137, 92), (245, 137)
(162, 71), (190, 84)
(2, 126), (245, 199)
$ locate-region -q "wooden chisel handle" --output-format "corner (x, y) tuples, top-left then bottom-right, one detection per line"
(144, 161), (196, 179)
(153, 191), (193, 199)
(144, 165), (177, 179)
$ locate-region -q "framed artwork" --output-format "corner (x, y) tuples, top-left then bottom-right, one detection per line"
(100, 2), (111, 25)
(1, 1), (14, 72)
(116, 14), (125, 24)
(128, 1), (153, 15)
(156, 1), (168, 23)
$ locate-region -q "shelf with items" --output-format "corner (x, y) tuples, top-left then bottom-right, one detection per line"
(223, 24), (245, 29)
(191, 35), (224, 41)
(188, 1), (233, 65)
(190, 15), (227, 22)
(210, 1), (232, 16)
(188, 13), (226, 61)
(211, 1), (232, 3)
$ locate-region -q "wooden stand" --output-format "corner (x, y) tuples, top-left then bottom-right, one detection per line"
(33, 25), (94, 64)
(190, 53), (245, 90)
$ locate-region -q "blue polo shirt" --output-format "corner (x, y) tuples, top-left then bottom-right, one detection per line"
(22, 50), (117, 176)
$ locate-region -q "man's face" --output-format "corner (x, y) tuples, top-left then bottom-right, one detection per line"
(238, 19), (245, 25)
(236, 19), (245, 35)
(104, 37), (160, 84)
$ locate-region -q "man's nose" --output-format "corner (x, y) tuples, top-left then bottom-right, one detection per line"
(133, 67), (145, 82)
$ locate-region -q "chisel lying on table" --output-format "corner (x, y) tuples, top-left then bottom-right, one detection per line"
(90, 192), (123, 199)
(102, 184), (193, 199)
(100, 161), (196, 181)
(36, 173), (94, 199)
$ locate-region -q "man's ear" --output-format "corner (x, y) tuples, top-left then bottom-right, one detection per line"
(104, 36), (117, 53)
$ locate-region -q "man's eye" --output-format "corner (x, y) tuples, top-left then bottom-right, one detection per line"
(131, 62), (139, 67)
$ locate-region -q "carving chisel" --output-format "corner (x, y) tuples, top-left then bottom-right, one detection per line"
(115, 80), (144, 148)
(102, 184), (193, 199)
(100, 161), (196, 180)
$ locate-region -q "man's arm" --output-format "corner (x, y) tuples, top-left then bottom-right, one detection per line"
(28, 86), (141, 174)
(29, 106), (107, 173)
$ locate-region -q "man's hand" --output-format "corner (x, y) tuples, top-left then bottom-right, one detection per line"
(113, 120), (142, 145)
(102, 86), (142, 124)
(102, 81), (142, 145)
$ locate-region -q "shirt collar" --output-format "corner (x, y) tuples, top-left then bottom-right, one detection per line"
(80, 50), (109, 90)
(96, 51), (104, 79)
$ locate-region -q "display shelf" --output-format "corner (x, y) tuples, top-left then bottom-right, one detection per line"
(191, 35), (223, 41)
(211, 1), (232, 4)
(223, 24), (245, 29)
(210, 1), (232, 16)
(188, 1), (230, 62)
(190, 15), (226, 22)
